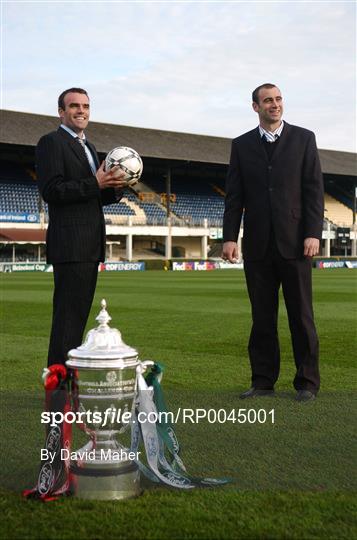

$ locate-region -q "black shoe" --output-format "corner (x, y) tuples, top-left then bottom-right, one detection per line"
(295, 390), (316, 402)
(239, 387), (275, 399)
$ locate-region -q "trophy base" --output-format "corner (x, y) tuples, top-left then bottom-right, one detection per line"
(70, 461), (141, 500)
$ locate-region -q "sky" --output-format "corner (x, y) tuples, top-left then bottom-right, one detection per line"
(1, 0), (356, 152)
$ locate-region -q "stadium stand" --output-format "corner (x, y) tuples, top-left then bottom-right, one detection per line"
(0, 181), (41, 214)
(324, 194), (353, 226)
(0, 160), (42, 215)
(143, 175), (224, 226)
(126, 191), (167, 224)
(0, 110), (356, 260)
(0, 160), (354, 230)
(170, 194), (223, 226)
(0, 160), (34, 182)
(104, 198), (136, 220)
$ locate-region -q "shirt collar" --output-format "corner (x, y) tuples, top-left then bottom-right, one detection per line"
(259, 120), (284, 141)
(60, 123), (86, 143)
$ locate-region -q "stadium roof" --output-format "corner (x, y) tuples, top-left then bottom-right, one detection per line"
(1, 109), (356, 175)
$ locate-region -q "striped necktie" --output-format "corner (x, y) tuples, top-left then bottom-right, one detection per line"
(264, 134), (279, 144)
(77, 137), (97, 174)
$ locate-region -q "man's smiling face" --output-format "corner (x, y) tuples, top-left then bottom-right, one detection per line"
(59, 92), (90, 134)
(252, 86), (283, 128)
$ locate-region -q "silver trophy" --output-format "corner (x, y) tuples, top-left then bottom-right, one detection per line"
(66, 299), (147, 500)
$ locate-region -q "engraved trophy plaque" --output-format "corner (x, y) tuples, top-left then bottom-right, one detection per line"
(66, 299), (141, 500)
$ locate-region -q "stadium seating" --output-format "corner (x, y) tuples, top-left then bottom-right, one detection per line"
(104, 200), (135, 216)
(0, 161), (41, 215)
(0, 181), (40, 214)
(120, 191), (167, 224)
(324, 194), (353, 226)
(0, 161), (353, 229)
(170, 194), (224, 226)
(141, 177), (225, 226)
(0, 160), (224, 226)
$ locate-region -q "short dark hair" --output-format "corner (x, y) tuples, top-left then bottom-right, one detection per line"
(58, 87), (89, 110)
(252, 83), (277, 104)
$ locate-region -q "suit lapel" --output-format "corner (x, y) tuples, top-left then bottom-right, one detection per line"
(57, 127), (91, 170)
(248, 127), (268, 163)
(270, 121), (291, 163)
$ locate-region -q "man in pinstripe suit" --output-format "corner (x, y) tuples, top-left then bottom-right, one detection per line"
(36, 88), (127, 366)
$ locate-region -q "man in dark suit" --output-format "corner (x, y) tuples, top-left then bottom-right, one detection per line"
(222, 83), (324, 402)
(37, 87), (127, 366)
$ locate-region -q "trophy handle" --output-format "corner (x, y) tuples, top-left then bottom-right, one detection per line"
(137, 360), (155, 374)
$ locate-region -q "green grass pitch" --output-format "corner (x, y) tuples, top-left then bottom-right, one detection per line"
(0, 269), (356, 539)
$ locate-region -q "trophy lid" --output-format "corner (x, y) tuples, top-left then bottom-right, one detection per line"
(66, 299), (139, 369)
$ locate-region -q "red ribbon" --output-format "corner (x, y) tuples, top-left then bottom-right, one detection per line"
(44, 364), (67, 390)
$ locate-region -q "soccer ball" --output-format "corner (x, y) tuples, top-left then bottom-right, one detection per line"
(105, 146), (143, 186)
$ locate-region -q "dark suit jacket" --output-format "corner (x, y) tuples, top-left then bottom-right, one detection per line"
(223, 122), (324, 260)
(36, 127), (118, 263)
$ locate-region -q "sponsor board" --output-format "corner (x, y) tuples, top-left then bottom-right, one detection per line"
(172, 262), (195, 271)
(172, 261), (217, 271)
(0, 212), (40, 223)
(194, 261), (218, 271)
(99, 262), (145, 272)
(0, 261), (145, 272)
(0, 263), (53, 272)
(316, 260), (357, 269)
(172, 261), (244, 271)
(218, 261), (244, 270)
(172, 261), (237, 271)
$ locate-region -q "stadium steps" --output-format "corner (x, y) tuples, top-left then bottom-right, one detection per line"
(210, 183), (225, 197)
(122, 196), (147, 224)
(139, 179), (197, 225)
(135, 180), (186, 225)
(324, 194), (353, 226)
(125, 184), (184, 225)
(132, 180), (160, 201)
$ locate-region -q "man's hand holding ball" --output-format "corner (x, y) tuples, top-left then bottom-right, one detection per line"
(96, 162), (127, 190)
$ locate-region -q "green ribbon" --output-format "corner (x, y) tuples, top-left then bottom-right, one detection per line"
(143, 362), (230, 486)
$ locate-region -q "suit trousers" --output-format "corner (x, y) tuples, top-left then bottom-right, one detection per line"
(243, 237), (320, 393)
(47, 262), (99, 366)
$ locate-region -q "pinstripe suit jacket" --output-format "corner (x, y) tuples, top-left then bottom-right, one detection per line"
(36, 127), (117, 263)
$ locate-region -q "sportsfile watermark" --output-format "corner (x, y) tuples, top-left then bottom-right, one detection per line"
(41, 407), (275, 427)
